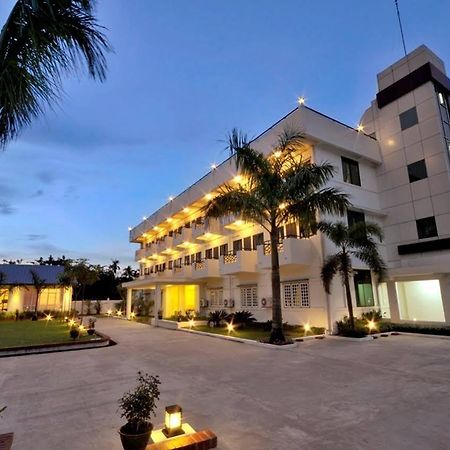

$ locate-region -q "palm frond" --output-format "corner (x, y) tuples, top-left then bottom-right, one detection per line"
(348, 221), (384, 246)
(317, 221), (348, 247)
(284, 161), (336, 194)
(235, 145), (271, 179)
(226, 128), (249, 156)
(352, 248), (386, 282)
(321, 254), (341, 294)
(0, 0), (111, 148)
(274, 126), (305, 154)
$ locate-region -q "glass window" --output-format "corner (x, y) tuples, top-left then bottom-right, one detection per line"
(278, 227), (285, 240)
(205, 248), (213, 259)
(399, 107), (418, 130)
(240, 286), (258, 308)
(347, 210), (365, 227)
(353, 270), (374, 307)
(341, 157), (361, 186)
(213, 247), (219, 259)
(0, 289), (8, 311)
(219, 244), (228, 256)
(416, 216), (438, 239)
(243, 236), (252, 251)
(285, 222), (298, 238)
(184, 255), (190, 265)
(283, 281), (310, 308)
(407, 159), (427, 183)
(209, 289), (223, 308)
(233, 239), (242, 253)
(252, 233), (264, 249)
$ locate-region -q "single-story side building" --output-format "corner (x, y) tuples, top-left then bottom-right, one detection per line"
(0, 265), (72, 313)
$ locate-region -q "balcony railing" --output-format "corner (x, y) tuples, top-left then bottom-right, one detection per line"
(263, 240), (284, 255)
(223, 251), (238, 265)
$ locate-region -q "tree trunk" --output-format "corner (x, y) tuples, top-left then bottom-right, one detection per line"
(344, 276), (355, 330)
(34, 290), (39, 314)
(269, 228), (285, 343)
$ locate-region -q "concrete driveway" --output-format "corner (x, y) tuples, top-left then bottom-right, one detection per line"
(1, 319), (450, 450)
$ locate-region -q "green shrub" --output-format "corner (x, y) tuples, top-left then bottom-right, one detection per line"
(70, 327), (80, 340)
(361, 310), (383, 322)
(227, 310), (256, 327)
(389, 323), (450, 336)
(208, 310), (228, 327)
(336, 317), (368, 338)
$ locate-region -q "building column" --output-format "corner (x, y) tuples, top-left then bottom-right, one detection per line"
(154, 285), (162, 327)
(386, 280), (400, 322)
(126, 289), (132, 319)
(439, 276), (450, 325)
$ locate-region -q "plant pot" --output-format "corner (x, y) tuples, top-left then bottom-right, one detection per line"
(87, 328), (95, 335)
(119, 423), (153, 450)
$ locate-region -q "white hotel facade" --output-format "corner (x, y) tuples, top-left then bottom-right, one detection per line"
(124, 46), (450, 331)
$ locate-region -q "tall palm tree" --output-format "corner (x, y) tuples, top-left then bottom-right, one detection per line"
(0, 0), (110, 148)
(203, 128), (350, 343)
(320, 221), (386, 330)
(30, 269), (46, 318)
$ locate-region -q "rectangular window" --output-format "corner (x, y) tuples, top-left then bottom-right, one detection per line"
(353, 270), (374, 307)
(0, 289), (8, 311)
(233, 239), (243, 253)
(195, 251), (202, 262)
(184, 255), (190, 265)
(213, 247), (219, 259)
(278, 227), (285, 240)
(285, 222), (298, 238)
(205, 248), (213, 259)
(347, 210), (365, 227)
(168, 260), (173, 270)
(252, 233), (264, 249)
(416, 216), (438, 239)
(219, 244), (228, 256)
(283, 281), (310, 308)
(240, 286), (258, 308)
(342, 157), (361, 186)
(407, 159), (428, 183)
(243, 236), (252, 251)
(208, 289), (223, 307)
(399, 107), (419, 130)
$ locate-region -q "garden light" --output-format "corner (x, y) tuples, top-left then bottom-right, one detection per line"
(68, 319), (76, 327)
(45, 314), (53, 321)
(163, 405), (184, 438)
(189, 319), (195, 329)
(117, 310), (123, 317)
(130, 312), (136, 319)
(227, 322), (234, 334)
(304, 323), (311, 333)
(367, 320), (377, 332)
(79, 325), (85, 332)
(107, 309), (112, 316)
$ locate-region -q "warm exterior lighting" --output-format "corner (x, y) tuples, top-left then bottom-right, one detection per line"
(205, 193), (213, 201)
(279, 202), (286, 210)
(64, 316), (68, 321)
(79, 325), (85, 332)
(45, 314), (53, 321)
(163, 405), (184, 438)
(169, 196), (174, 201)
(167, 217), (173, 223)
(273, 150), (282, 158)
(68, 319), (76, 327)
(211, 163), (217, 170)
(107, 309), (112, 316)
(297, 96), (306, 105)
(153, 226), (160, 231)
(356, 123), (364, 132)
(130, 312), (136, 319)
(233, 175), (242, 183)
(189, 319), (195, 329)
(183, 207), (190, 213)
(367, 320), (377, 332)
(304, 323), (311, 333)
(128, 226), (132, 231)
(227, 322), (234, 334)
(117, 310), (123, 317)
(143, 216), (147, 221)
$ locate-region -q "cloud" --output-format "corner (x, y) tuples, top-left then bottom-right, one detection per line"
(27, 234), (47, 241)
(0, 202), (15, 215)
(31, 189), (44, 198)
(36, 170), (57, 185)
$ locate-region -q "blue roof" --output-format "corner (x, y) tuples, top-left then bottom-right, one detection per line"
(0, 265), (65, 285)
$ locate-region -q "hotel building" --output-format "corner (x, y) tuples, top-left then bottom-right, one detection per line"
(124, 45), (450, 331)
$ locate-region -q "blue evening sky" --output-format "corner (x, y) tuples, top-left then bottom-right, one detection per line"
(0, 0), (449, 267)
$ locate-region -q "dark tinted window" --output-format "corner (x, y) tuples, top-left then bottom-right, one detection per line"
(219, 244), (228, 256)
(400, 107), (418, 130)
(342, 157), (361, 186)
(347, 210), (365, 227)
(233, 239), (243, 253)
(416, 216), (438, 239)
(243, 236), (252, 250)
(205, 248), (213, 259)
(407, 159), (427, 183)
(213, 247), (219, 259)
(354, 270), (374, 307)
(252, 233), (264, 249)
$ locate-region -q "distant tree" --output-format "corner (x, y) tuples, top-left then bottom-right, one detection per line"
(0, 0), (111, 149)
(109, 259), (120, 275)
(121, 266), (139, 282)
(30, 269), (46, 319)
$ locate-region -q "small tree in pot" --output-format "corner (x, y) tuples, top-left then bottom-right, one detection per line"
(118, 372), (161, 450)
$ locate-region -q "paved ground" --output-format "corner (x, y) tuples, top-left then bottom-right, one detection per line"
(1, 319), (450, 450)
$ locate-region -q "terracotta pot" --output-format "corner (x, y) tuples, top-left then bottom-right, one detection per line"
(119, 424), (153, 450)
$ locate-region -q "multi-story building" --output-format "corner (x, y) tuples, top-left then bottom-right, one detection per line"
(124, 45), (450, 331)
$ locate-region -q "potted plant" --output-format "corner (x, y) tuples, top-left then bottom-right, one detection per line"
(87, 318), (96, 335)
(118, 372), (160, 450)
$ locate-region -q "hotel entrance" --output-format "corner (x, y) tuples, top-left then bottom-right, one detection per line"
(162, 285), (199, 319)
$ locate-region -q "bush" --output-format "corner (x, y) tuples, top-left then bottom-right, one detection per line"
(388, 323), (450, 336)
(70, 327), (80, 340)
(118, 372), (161, 434)
(208, 310), (228, 327)
(227, 310), (256, 327)
(361, 310), (383, 322)
(336, 317), (368, 338)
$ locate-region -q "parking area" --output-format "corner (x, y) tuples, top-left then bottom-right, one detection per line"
(1, 318), (450, 450)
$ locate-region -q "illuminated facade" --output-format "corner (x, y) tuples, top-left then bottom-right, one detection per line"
(125, 45), (450, 330)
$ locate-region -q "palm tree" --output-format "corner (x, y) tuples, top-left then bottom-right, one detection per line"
(319, 221), (386, 330)
(203, 128), (350, 343)
(0, 0), (110, 148)
(30, 269), (47, 318)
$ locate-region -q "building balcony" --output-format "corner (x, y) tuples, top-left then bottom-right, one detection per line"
(173, 227), (193, 248)
(220, 250), (257, 275)
(172, 264), (193, 279)
(156, 236), (173, 253)
(192, 220), (222, 242)
(135, 248), (147, 261)
(257, 237), (312, 269)
(191, 258), (220, 279)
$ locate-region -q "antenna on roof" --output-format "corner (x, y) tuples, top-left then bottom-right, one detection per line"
(394, 0), (407, 57)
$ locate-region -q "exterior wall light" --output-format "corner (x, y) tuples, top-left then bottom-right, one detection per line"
(143, 216), (147, 221)
(211, 163), (217, 170)
(205, 193), (213, 201)
(183, 207), (190, 213)
(304, 323), (311, 334)
(297, 96), (306, 105)
(169, 196), (174, 201)
(163, 405), (184, 438)
(356, 124), (364, 132)
(273, 150), (282, 158)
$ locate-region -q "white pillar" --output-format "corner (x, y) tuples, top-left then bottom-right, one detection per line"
(439, 276), (450, 325)
(154, 285), (162, 327)
(126, 289), (132, 319)
(386, 280), (400, 322)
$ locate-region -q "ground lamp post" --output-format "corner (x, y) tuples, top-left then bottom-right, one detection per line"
(163, 405), (184, 438)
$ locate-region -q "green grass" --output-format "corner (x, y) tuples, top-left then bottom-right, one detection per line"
(190, 325), (319, 341)
(0, 320), (95, 349)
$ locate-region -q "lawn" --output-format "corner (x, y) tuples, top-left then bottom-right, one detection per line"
(0, 320), (94, 349)
(190, 325), (321, 341)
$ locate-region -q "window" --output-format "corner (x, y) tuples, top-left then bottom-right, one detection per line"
(209, 289), (223, 307)
(283, 281), (310, 308)
(233, 239), (242, 253)
(407, 159), (427, 183)
(347, 210), (365, 227)
(184, 255), (190, 265)
(353, 270), (374, 307)
(278, 226), (285, 240)
(285, 222), (298, 238)
(195, 252), (202, 262)
(341, 157), (361, 186)
(219, 244), (228, 256)
(39, 288), (59, 309)
(213, 247), (219, 259)
(205, 248), (213, 259)
(416, 216), (438, 239)
(243, 236), (252, 250)
(399, 107), (418, 130)
(0, 289), (8, 311)
(240, 286), (258, 308)
(168, 260), (173, 270)
(252, 233), (264, 249)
